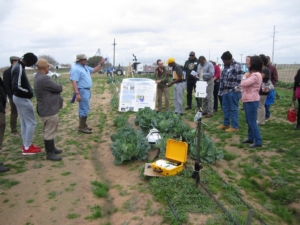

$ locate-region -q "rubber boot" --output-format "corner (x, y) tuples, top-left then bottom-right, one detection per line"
(78, 117), (92, 134)
(54, 142), (63, 154)
(0, 162), (10, 172)
(44, 140), (62, 161)
(84, 116), (92, 131)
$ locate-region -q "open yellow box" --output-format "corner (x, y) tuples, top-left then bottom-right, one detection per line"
(151, 139), (188, 176)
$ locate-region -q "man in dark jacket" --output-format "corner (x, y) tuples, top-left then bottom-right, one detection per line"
(0, 76), (9, 172)
(11, 53), (41, 155)
(184, 51), (199, 110)
(0, 76), (7, 151)
(3, 56), (20, 137)
(34, 59), (63, 161)
(153, 59), (170, 112)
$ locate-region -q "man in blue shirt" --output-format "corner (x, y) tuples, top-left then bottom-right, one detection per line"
(217, 51), (244, 132)
(70, 54), (105, 134)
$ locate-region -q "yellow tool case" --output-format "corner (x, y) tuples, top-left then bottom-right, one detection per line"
(151, 139), (188, 176)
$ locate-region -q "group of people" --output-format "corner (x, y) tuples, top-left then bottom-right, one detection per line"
(0, 52), (105, 173)
(154, 52), (222, 117)
(154, 50), (288, 148)
(0, 50), (298, 172)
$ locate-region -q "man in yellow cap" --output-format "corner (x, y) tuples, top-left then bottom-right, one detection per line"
(166, 58), (185, 115)
(34, 59), (63, 161)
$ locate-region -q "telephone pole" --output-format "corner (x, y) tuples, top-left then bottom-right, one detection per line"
(240, 54), (243, 63)
(112, 38), (117, 68)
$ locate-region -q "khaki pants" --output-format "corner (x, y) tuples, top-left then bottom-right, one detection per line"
(203, 79), (214, 114)
(257, 95), (267, 125)
(41, 114), (59, 140)
(156, 87), (170, 111)
(9, 98), (18, 133)
(0, 112), (6, 148)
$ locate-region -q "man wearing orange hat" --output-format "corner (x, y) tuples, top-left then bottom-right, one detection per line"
(34, 59), (63, 161)
(166, 58), (185, 115)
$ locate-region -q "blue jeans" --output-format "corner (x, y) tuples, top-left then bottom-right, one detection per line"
(244, 101), (262, 145)
(78, 89), (91, 118)
(265, 104), (270, 118)
(222, 91), (241, 128)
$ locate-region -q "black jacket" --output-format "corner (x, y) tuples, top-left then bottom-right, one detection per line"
(0, 77), (7, 114)
(3, 66), (14, 99)
(11, 61), (33, 99)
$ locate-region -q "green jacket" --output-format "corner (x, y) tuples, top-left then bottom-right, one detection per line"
(184, 58), (199, 80)
(154, 66), (170, 89)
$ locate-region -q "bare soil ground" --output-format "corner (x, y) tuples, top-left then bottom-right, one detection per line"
(0, 74), (299, 225)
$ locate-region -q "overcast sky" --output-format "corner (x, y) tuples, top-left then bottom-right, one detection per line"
(0, 0), (299, 68)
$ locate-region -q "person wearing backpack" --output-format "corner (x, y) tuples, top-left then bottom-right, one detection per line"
(257, 54), (270, 125)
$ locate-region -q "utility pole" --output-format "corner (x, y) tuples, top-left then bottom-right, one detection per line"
(209, 50), (210, 60)
(112, 38), (117, 68)
(271, 26), (276, 63)
(240, 54), (243, 63)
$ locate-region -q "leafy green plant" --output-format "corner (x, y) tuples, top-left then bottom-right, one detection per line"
(189, 132), (223, 163)
(61, 172), (71, 176)
(26, 199), (34, 203)
(113, 115), (128, 128)
(66, 213), (81, 219)
(85, 205), (102, 220)
(110, 125), (150, 165)
(91, 180), (109, 198)
(110, 94), (119, 109)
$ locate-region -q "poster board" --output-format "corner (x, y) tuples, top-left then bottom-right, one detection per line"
(195, 81), (207, 98)
(118, 78), (156, 112)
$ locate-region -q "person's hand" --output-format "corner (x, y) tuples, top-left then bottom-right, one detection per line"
(244, 72), (250, 78)
(156, 80), (161, 84)
(99, 58), (105, 66)
(167, 83), (172, 87)
(76, 94), (82, 102)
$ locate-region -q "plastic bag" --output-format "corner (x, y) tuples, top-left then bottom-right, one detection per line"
(287, 101), (297, 122)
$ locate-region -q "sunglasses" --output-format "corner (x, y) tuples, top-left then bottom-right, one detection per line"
(189, 55), (195, 57)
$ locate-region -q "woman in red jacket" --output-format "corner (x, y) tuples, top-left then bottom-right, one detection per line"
(240, 56), (263, 148)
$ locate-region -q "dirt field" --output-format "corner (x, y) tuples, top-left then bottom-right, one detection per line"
(0, 73), (299, 225)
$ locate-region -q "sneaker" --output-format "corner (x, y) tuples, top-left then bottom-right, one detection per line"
(216, 124), (230, 130)
(22, 145), (42, 155)
(225, 127), (239, 132)
(265, 117), (270, 121)
(205, 114), (213, 118)
(23, 144), (42, 152)
(248, 143), (262, 148)
(185, 106), (192, 110)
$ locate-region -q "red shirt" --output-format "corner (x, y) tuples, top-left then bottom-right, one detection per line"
(213, 65), (220, 81)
